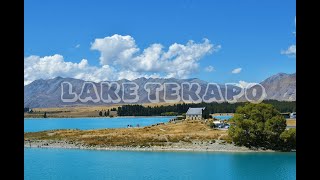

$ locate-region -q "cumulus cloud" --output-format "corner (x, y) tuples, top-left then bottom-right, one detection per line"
(231, 68), (242, 74)
(281, 45), (296, 56)
(25, 34), (221, 85)
(24, 54), (113, 85)
(91, 34), (220, 78)
(204, 66), (215, 72)
(91, 34), (139, 65)
(24, 54), (158, 85)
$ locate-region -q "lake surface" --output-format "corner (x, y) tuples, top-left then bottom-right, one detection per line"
(214, 115), (233, 120)
(25, 148), (296, 180)
(24, 117), (173, 132)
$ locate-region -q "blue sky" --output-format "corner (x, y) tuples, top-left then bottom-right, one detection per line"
(24, 0), (296, 84)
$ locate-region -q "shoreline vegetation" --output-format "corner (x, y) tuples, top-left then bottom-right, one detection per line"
(24, 120), (230, 150)
(24, 119), (288, 153)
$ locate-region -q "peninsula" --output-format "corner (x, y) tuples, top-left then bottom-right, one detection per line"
(24, 120), (273, 152)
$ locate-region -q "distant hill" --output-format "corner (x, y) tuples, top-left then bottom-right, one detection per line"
(24, 73), (296, 108)
(260, 73), (296, 101)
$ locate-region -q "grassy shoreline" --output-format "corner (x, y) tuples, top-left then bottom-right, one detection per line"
(24, 120), (278, 153)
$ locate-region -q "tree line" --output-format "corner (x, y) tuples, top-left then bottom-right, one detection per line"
(98, 108), (117, 117)
(116, 100), (296, 116)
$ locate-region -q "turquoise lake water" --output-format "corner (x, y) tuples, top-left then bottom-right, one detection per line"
(25, 148), (296, 180)
(214, 115), (233, 120)
(24, 117), (173, 132)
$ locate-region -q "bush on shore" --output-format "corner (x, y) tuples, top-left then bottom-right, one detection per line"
(228, 103), (295, 151)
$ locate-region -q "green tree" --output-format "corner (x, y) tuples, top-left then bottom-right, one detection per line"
(280, 128), (296, 151)
(99, 111), (102, 116)
(228, 103), (287, 150)
(265, 116), (287, 149)
(43, 112), (47, 118)
(160, 112), (178, 116)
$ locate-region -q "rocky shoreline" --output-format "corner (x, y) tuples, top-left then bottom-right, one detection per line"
(24, 140), (275, 153)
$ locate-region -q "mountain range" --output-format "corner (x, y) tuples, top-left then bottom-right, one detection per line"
(24, 73), (296, 108)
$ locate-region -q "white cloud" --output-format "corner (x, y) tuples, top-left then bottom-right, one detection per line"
(24, 54), (157, 85)
(91, 34), (220, 78)
(75, 44), (80, 48)
(231, 68), (242, 74)
(25, 34), (221, 85)
(204, 66), (215, 72)
(281, 45), (296, 56)
(236, 81), (257, 89)
(91, 34), (139, 65)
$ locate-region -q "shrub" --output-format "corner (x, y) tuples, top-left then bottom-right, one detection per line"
(228, 103), (288, 150)
(280, 128), (296, 151)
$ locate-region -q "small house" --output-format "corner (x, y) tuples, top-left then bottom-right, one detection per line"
(186, 107), (205, 120)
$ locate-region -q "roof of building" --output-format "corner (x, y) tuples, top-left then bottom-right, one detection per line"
(186, 107), (205, 115)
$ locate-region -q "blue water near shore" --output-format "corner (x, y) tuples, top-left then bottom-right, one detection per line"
(25, 148), (296, 180)
(214, 115), (233, 120)
(24, 117), (173, 132)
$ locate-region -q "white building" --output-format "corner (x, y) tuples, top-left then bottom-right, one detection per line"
(290, 112), (296, 119)
(186, 107), (205, 120)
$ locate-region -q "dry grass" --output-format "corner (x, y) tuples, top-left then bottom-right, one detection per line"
(286, 119), (296, 126)
(24, 102), (188, 118)
(25, 105), (121, 118)
(24, 120), (228, 147)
